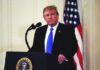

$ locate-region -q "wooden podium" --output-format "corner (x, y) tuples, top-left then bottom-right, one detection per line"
(4, 52), (63, 70)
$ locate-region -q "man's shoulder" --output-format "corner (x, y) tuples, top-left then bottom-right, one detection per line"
(36, 24), (47, 31)
(59, 23), (74, 29)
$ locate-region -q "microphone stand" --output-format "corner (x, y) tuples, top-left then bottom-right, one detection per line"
(25, 24), (36, 50)
(25, 22), (41, 50)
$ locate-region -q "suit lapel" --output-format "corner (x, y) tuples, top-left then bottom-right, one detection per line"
(53, 23), (62, 48)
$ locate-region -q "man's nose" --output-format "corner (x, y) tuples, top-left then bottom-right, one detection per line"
(48, 15), (52, 19)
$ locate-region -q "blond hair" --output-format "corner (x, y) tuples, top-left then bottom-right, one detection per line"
(43, 5), (59, 15)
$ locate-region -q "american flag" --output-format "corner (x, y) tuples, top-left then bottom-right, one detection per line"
(63, 0), (83, 70)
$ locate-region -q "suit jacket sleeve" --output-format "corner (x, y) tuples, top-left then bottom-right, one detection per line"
(61, 25), (78, 59)
(52, 24), (78, 59)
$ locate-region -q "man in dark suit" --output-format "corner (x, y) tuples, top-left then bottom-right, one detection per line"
(29, 5), (78, 70)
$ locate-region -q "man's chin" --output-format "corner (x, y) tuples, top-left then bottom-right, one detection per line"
(48, 24), (57, 27)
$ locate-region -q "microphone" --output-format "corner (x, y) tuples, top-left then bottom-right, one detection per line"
(27, 24), (35, 31)
(27, 22), (42, 31)
(35, 22), (42, 27)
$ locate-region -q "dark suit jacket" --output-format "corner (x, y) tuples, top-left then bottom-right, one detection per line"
(29, 23), (78, 70)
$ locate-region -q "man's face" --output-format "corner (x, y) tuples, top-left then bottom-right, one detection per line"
(43, 9), (59, 27)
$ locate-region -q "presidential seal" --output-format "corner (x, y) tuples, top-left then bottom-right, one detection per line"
(16, 57), (33, 70)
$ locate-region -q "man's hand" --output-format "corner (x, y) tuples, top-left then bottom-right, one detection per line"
(58, 54), (66, 64)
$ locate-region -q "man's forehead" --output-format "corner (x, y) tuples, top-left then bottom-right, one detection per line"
(44, 9), (56, 13)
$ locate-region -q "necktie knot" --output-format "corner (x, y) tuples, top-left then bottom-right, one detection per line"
(50, 28), (53, 31)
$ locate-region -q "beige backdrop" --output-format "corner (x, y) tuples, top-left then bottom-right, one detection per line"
(0, 0), (100, 70)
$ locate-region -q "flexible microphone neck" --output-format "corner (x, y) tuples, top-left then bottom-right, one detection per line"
(25, 22), (42, 50)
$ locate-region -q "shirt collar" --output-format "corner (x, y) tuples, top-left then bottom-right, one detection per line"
(48, 22), (59, 30)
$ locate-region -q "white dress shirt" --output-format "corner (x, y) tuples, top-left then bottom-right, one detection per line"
(44, 22), (59, 53)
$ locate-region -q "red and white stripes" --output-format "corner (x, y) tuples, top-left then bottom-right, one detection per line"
(74, 24), (83, 70)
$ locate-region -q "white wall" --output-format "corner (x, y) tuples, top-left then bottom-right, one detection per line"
(1, 0), (100, 70)
(0, 0), (65, 70)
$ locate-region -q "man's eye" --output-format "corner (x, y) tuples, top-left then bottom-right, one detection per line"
(51, 14), (55, 16)
(44, 13), (55, 17)
(45, 14), (49, 17)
